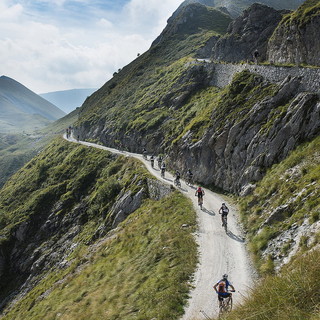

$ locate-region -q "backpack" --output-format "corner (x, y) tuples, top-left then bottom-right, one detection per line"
(217, 280), (227, 293)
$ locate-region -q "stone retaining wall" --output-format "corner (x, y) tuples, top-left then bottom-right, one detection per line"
(204, 62), (320, 93)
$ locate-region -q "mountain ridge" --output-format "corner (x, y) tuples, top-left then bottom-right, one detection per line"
(174, 0), (305, 18)
(40, 88), (97, 114)
(0, 76), (65, 133)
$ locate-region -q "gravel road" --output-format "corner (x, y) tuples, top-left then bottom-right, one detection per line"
(65, 135), (253, 319)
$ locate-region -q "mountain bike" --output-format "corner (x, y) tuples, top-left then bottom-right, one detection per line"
(151, 159), (154, 168)
(161, 168), (165, 178)
(174, 178), (181, 188)
(218, 291), (234, 316)
(222, 214), (228, 232)
(197, 196), (203, 210)
(187, 175), (193, 186)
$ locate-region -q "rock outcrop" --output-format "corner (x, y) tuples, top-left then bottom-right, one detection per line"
(170, 72), (320, 193)
(152, 3), (231, 47)
(267, 0), (320, 66)
(212, 4), (287, 63)
(174, 0), (304, 18)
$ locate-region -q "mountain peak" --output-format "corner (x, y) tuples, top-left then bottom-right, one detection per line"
(175, 0), (305, 18)
(152, 3), (231, 47)
(0, 76), (66, 133)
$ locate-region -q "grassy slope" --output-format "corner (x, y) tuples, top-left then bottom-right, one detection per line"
(0, 108), (78, 188)
(0, 138), (197, 320)
(76, 9), (231, 145)
(0, 133), (38, 188)
(283, 0), (320, 27)
(239, 135), (320, 273)
(220, 250), (320, 320)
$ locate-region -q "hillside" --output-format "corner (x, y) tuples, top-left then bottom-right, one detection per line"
(0, 1), (319, 319)
(267, 0), (320, 66)
(0, 133), (40, 188)
(40, 88), (97, 114)
(0, 76), (65, 133)
(0, 107), (77, 189)
(0, 138), (197, 319)
(72, 1), (320, 317)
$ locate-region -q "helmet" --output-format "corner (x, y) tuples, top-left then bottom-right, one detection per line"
(222, 274), (228, 279)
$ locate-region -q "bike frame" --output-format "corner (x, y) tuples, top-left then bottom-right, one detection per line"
(218, 293), (233, 315)
(222, 214), (228, 231)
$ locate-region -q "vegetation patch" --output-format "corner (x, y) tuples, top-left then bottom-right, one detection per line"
(0, 138), (197, 320)
(2, 192), (197, 320)
(221, 249), (320, 320)
(239, 135), (320, 273)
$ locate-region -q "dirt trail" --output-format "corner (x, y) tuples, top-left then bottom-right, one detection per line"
(65, 135), (253, 319)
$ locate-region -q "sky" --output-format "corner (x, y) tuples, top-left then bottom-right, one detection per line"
(0, 0), (184, 93)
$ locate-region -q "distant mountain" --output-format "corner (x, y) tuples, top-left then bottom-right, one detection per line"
(175, 0), (305, 17)
(40, 88), (97, 114)
(0, 76), (65, 133)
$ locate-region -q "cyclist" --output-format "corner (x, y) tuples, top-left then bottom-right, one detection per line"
(142, 148), (147, 159)
(195, 186), (205, 208)
(161, 162), (166, 178)
(175, 170), (181, 186)
(157, 155), (163, 169)
(219, 203), (229, 227)
(213, 274), (235, 305)
(186, 169), (193, 185)
(150, 155), (155, 168)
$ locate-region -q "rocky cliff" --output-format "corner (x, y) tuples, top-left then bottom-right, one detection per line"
(169, 69), (320, 193)
(212, 4), (288, 63)
(267, 0), (320, 66)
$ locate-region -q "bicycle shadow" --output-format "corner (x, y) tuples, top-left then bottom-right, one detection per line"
(226, 229), (245, 243)
(202, 207), (215, 216)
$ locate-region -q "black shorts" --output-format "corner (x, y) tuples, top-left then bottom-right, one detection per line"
(218, 293), (231, 301)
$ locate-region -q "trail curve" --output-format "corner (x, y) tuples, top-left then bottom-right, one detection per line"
(64, 135), (253, 319)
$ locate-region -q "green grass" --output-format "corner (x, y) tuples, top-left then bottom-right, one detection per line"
(0, 133), (38, 188)
(0, 138), (198, 319)
(217, 249), (320, 320)
(75, 10), (231, 150)
(283, 0), (320, 27)
(3, 191), (197, 320)
(239, 135), (320, 273)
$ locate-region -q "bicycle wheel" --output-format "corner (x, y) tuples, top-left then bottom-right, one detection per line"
(225, 296), (233, 312)
(198, 198), (203, 209)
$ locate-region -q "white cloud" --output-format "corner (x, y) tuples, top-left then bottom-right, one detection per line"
(0, 0), (184, 93)
(0, 3), (23, 21)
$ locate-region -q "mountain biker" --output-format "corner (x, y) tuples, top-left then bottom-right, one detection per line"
(195, 186), (205, 207)
(219, 203), (229, 227)
(213, 274), (235, 303)
(150, 155), (155, 168)
(161, 162), (166, 177)
(175, 170), (181, 186)
(186, 169), (193, 185)
(157, 155), (163, 168)
(142, 148), (147, 159)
